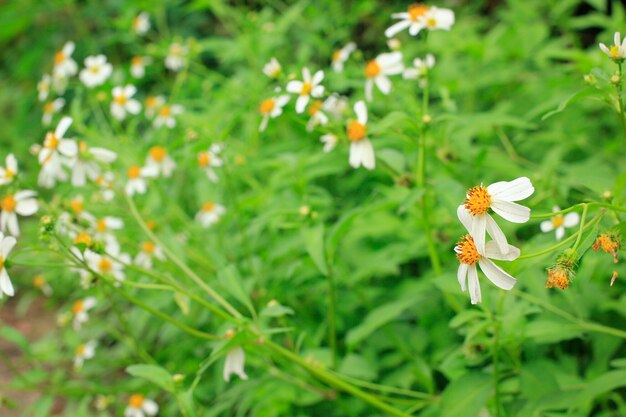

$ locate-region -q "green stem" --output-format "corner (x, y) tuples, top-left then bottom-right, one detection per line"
(327, 266), (338, 369)
(492, 291), (505, 417)
(572, 204), (589, 250)
(616, 62), (626, 142)
(530, 202), (626, 219)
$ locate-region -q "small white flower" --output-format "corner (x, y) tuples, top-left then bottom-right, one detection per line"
(165, 42), (188, 72)
(79, 55), (113, 88)
(132, 12), (150, 35)
(0, 233), (17, 298)
(74, 340), (97, 368)
(70, 142), (117, 187)
(38, 117), (78, 188)
(347, 101), (375, 170)
(403, 54), (435, 79)
(37, 74), (51, 101)
(144, 95), (165, 118)
(258, 95), (290, 132)
(0, 154), (18, 185)
(306, 100), (329, 132)
(134, 241), (165, 269)
(53, 41), (78, 78)
(111, 85), (141, 121)
(599, 32), (626, 60)
(540, 206), (579, 241)
(125, 394), (158, 417)
(458, 177), (534, 255)
(385, 4), (454, 38)
(331, 42), (357, 73)
(320, 134), (338, 153)
(145, 146), (176, 177)
(223, 346), (248, 382)
(0, 191), (38, 237)
(323, 94), (349, 118)
(364, 52), (404, 102)
(387, 38), (401, 50)
(153, 104), (183, 128)
(33, 275), (53, 296)
(125, 165), (158, 196)
(195, 202), (226, 228)
(263, 57), (282, 78)
(197, 144), (223, 182)
(71, 296), (97, 330)
(52, 72), (69, 95)
(85, 249), (128, 283)
(130, 56), (151, 78)
(286, 68), (325, 113)
(94, 172), (116, 201)
(42, 98), (65, 126)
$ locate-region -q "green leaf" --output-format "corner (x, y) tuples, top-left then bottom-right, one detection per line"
(541, 89), (596, 120)
(301, 225), (328, 276)
(338, 354), (377, 381)
(440, 373), (492, 417)
(126, 364), (175, 392)
(0, 326), (31, 355)
(218, 264), (255, 316)
(572, 370), (626, 412)
(525, 319), (584, 344)
(260, 303), (295, 318)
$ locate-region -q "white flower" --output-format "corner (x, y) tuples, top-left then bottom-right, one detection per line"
(134, 241), (165, 269)
(454, 234), (519, 305)
(364, 52), (403, 102)
(320, 134), (338, 153)
(258, 95), (290, 132)
(347, 101), (375, 170)
(403, 54), (435, 79)
(111, 85), (141, 120)
(53, 41), (78, 78)
(385, 4), (454, 38)
(85, 249), (128, 283)
(33, 275), (53, 296)
(74, 340), (97, 368)
(37, 74), (51, 101)
(387, 38), (401, 50)
(90, 216), (124, 254)
(70, 142), (117, 187)
(165, 42), (188, 72)
(286, 68), (325, 113)
(132, 12), (150, 35)
(0, 154), (18, 185)
(94, 172), (116, 201)
(263, 57), (281, 78)
(195, 202), (226, 228)
(79, 55), (113, 88)
(306, 100), (329, 132)
(458, 177), (534, 256)
(223, 347), (248, 382)
(71, 296), (97, 330)
(153, 104), (183, 128)
(125, 395), (158, 417)
(52, 72), (69, 95)
(540, 206), (579, 241)
(323, 94), (349, 118)
(0, 191), (38, 237)
(42, 98), (65, 126)
(144, 95), (165, 118)
(197, 144), (223, 182)
(146, 146), (176, 177)
(38, 117), (77, 188)
(0, 233), (17, 298)
(131, 56), (151, 78)
(599, 32), (626, 59)
(332, 42), (356, 73)
(125, 165), (158, 196)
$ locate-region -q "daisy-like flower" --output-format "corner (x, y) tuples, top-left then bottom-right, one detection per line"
(263, 57), (281, 78)
(144, 95), (165, 119)
(165, 42), (188, 72)
(540, 207), (579, 241)
(306, 100), (329, 132)
(403, 53), (435, 80)
(132, 12), (150, 35)
(258, 95), (290, 132)
(0, 154), (18, 185)
(146, 146), (176, 177)
(364, 52), (403, 102)
(195, 202), (226, 228)
(331, 42), (357, 73)
(323, 94), (349, 118)
(458, 177), (534, 255)
(224, 346), (248, 382)
(74, 340), (97, 368)
(125, 165), (158, 196)
(94, 172), (116, 201)
(134, 241), (165, 269)
(70, 142), (118, 187)
(153, 103), (183, 128)
(52, 72), (69, 96)
(37, 74), (51, 102)
(320, 134), (338, 153)
(347, 101), (375, 170)
(42, 98), (65, 126)
(124, 394), (158, 417)
(130, 56), (151, 79)
(385, 4), (454, 38)
(85, 249), (128, 283)
(286, 68), (325, 113)
(38, 117), (77, 188)
(91, 216), (124, 253)
(599, 32), (626, 60)
(0, 233), (17, 298)
(1, 191), (38, 237)
(71, 296), (97, 330)
(79, 55), (113, 88)
(53, 41), (78, 78)
(111, 85), (141, 121)
(33, 275), (53, 296)
(197, 144), (223, 182)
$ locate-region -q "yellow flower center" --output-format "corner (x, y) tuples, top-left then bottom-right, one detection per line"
(145, 96), (157, 108)
(408, 3), (429, 21)
(364, 60), (381, 78)
(73, 232), (92, 246)
(142, 241), (155, 254)
(131, 56), (143, 66)
(128, 394), (144, 408)
(546, 268), (570, 289)
(72, 300), (84, 314)
(43, 101), (54, 114)
(610, 45), (621, 58)
(76, 344), (86, 355)
(45, 133), (60, 149)
(98, 257), (113, 273)
(33, 275), (45, 288)
(0, 256), (4, 271)
(128, 166), (141, 179)
(149, 146), (167, 162)
(464, 185), (491, 216)
(425, 17), (437, 28)
(96, 219), (108, 233)
(202, 202), (215, 212)
(70, 199), (83, 214)
(259, 98), (275, 114)
(198, 152), (210, 167)
(455, 235), (481, 265)
(308, 100), (323, 116)
(300, 82), (312, 95)
(159, 106), (172, 117)
(347, 120), (366, 142)
(90, 65), (100, 74)
(551, 215), (564, 228)
(54, 51), (65, 65)
(332, 49), (342, 62)
(4, 168), (14, 179)
(79, 141), (88, 153)
(1, 195), (16, 212)
(114, 94), (128, 105)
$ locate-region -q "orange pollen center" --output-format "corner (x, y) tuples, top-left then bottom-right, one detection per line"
(72, 300), (84, 314)
(551, 215), (564, 228)
(142, 241), (155, 253)
(202, 202), (215, 212)
(347, 121), (366, 142)
(98, 257), (113, 273)
(128, 394), (144, 408)
(96, 219), (107, 232)
(1, 195), (16, 212)
(76, 344), (86, 355)
(408, 3), (429, 21)
(308, 100), (323, 116)
(159, 106), (172, 117)
(33, 275), (45, 288)
(546, 268), (570, 290)
(70, 199), (83, 213)
(114, 94), (128, 105)
(79, 141), (88, 153)
(149, 146), (167, 162)
(73, 232), (92, 246)
(131, 56), (143, 66)
(128, 166), (141, 179)
(43, 102), (54, 114)
(145, 97), (157, 108)
(592, 235), (619, 262)
(364, 60), (381, 78)
(54, 51), (65, 65)
(455, 235), (481, 265)
(332, 50), (342, 62)
(0, 256), (4, 271)
(464, 185), (491, 215)
(610, 45), (621, 57)
(300, 82), (312, 95)
(259, 99), (275, 114)
(198, 152), (210, 167)
(45, 133), (60, 149)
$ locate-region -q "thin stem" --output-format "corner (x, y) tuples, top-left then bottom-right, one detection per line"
(572, 204), (589, 250)
(530, 202), (626, 219)
(616, 62), (626, 142)
(492, 291), (505, 417)
(327, 265), (337, 369)
(329, 370), (433, 400)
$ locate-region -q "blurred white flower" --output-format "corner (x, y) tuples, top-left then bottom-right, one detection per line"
(70, 142), (117, 187)
(144, 95), (165, 119)
(385, 5), (454, 38)
(0, 191), (38, 237)
(146, 146), (176, 177)
(134, 241), (165, 269)
(111, 85), (141, 120)
(125, 394), (158, 417)
(71, 296), (97, 330)
(320, 134), (338, 153)
(331, 42), (356, 73)
(197, 144), (223, 182)
(258, 95), (290, 132)
(223, 346), (248, 382)
(85, 248), (129, 284)
(286, 68), (325, 113)
(42, 98), (65, 126)
(153, 104), (183, 128)
(165, 42), (188, 72)
(38, 117), (77, 188)
(540, 206), (579, 241)
(53, 41), (78, 78)
(306, 100), (328, 132)
(0, 233), (17, 298)
(79, 55), (113, 88)
(599, 32), (626, 59)
(37, 74), (51, 101)
(74, 340), (97, 368)
(0, 154), (18, 185)
(403, 54), (435, 80)
(323, 94), (349, 118)
(364, 52), (403, 102)
(195, 202), (226, 228)
(132, 12), (150, 35)
(33, 275), (53, 296)
(347, 101), (375, 170)
(131, 56), (151, 78)
(263, 57), (281, 78)
(125, 165), (158, 196)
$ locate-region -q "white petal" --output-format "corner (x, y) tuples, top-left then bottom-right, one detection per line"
(312, 70), (324, 85)
(457, 263), (468, 291)
(467, 266), (481, 304)
(490, 200), (530, 223)
(15, 199), (38, 216)
(0, 269), (14, 297)
(376, 52), (402, 68)
(360, 139), (375, 170)
(409, 22), (425, 36)
(471, 214), (487, 255)
(354, 100), (367, 125)
(285, 81), (302, 94)
(456, 205), (472, 232)
(142, 399), (158, 415)
(384, 20), (411, 38)
(487, 177), (534, 202)
(0, 236), (16, 258)
(563, 212), (580, 228)
(555, 227), (565, 241)
(374, 75), (392, 95)
(484, 241), (520, 261)
(126, 100), (141, 115)
(55, 117), (73, 138)
(478, 258), (517, 290)
(540, 220), (554, 232)
(485, 214), (509, 254)
(58, 140), (78, 157)
(295, 95), (309, 114)
(365, 79), (373, 102)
